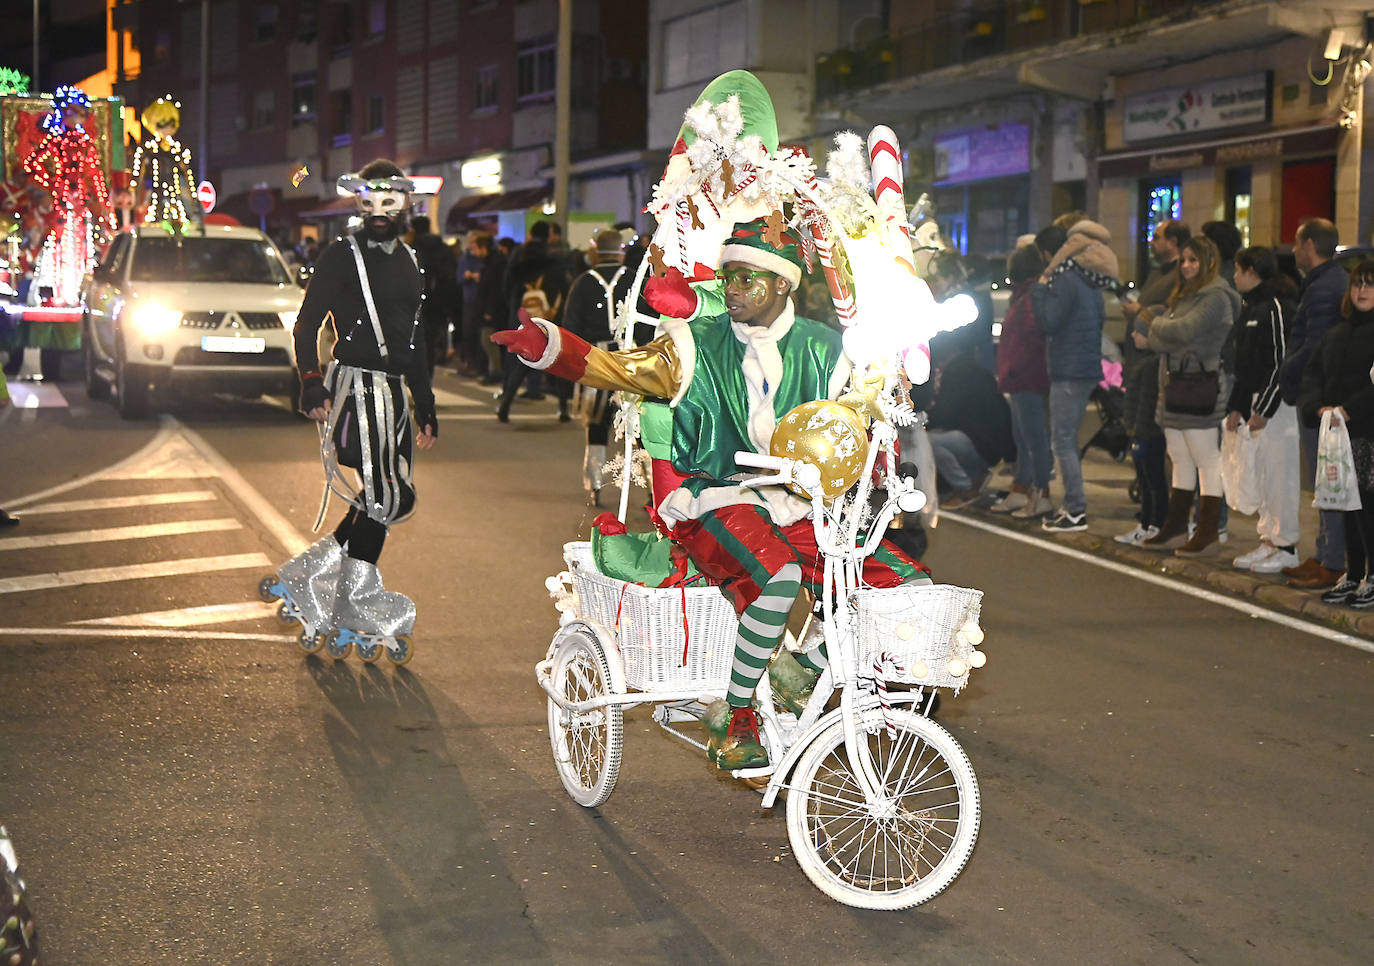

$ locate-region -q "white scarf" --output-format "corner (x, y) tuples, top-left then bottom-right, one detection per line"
(731, 303), (794, 453)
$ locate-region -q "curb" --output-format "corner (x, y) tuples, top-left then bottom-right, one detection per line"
(954, 507), (1374, 642)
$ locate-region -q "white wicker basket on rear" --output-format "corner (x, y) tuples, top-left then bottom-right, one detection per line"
(852, 583), (984, 692)
(564, 542), (739, 692)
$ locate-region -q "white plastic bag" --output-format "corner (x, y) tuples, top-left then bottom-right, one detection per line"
(1220, 425), (1263, 515)
(1314, 409), (1362, 511)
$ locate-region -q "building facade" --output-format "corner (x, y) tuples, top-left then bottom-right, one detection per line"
(110, 0), (649, 245)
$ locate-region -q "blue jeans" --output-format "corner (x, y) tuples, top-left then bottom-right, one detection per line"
(1049, 379), (1096, 515)
(928, 429), (988, 493)
(1007, 391), (1051, 490)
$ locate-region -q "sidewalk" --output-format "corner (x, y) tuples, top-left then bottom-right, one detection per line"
(948, 443), (1374, 642)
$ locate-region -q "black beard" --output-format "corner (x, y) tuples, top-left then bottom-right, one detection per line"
(362, 215), (402, 242)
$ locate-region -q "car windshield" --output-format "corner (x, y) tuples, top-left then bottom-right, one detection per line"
(129, 236), (292, 285)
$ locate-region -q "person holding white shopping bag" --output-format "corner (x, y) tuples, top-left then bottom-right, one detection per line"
(1298, 259), (1374, 608)
(1224, 247), (1300, 573)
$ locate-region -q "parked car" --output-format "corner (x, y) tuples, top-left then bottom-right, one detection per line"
(82, 224), (303, 418)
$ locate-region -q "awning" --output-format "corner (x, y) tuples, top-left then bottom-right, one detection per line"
(299, 195), (358, 219)
(1096, 123), (1341, 180)
(445, 186), (549, 232)
(216, 189), (325, 227)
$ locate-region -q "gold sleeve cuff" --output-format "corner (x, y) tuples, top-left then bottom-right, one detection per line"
(578, 336), (683, 400)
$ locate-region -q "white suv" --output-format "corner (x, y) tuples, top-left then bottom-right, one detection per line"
(82, 224), (303, 418)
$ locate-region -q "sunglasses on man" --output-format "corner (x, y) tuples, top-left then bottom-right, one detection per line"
(716, 267), (777, 287)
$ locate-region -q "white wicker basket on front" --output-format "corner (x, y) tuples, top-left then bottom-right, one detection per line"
(564, 542), (739, 692)
(853, 583), (984, 692)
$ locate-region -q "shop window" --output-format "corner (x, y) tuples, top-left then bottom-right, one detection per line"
(1139, 178), (1182, 280)
(475, 65), (499, 111)
(517, 40), (556, 102)
(1225, 168), (1252, 247)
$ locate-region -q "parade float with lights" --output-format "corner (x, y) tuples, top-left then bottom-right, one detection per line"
(535, 71), (987, 910)
(0, 80), (124, 379)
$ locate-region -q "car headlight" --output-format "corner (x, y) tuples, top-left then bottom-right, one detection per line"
(278, 310), (299, 332)
(128, 303), (182, 336)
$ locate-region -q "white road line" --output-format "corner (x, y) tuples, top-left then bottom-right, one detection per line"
(0, 552), (272, 595)
(942, 512), (1374, 654)
(16, 491), (220, 515)
(437, 411), (570, 421)
(174, 421), (309, 556)
(0, 626), (289, 643)
(72, 600), (278, 627)
(432, 386), (483, 408)
(0, 518), (241, 552)
(7, 419), (182, 508)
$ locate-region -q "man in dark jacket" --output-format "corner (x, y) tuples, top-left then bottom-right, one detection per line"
(471, 231), (507, 384)
(1280, 217), (1349, 588)
(409, 215), (459, 377)
(924, 342), (1016, 507)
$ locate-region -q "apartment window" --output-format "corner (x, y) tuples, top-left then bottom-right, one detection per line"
(328, 2), (353, 57)
(475, 65), (498, 110)
(154, 28), (172, 63)
(367, 0), (386, 39)
(255, 2), (279, 43)
(296, 0), (318, 41)
(517, 40), (555, 101)
(330, 89), (352, 146)
(661, 1), (746, 90)
(366, 93), (384, 134)
(291, 71), (317, 125)
(251, 88), (275, 128)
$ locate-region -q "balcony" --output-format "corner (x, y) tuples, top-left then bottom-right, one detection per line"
(814, 0), (1310, 110)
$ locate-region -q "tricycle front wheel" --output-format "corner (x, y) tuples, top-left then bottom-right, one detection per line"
(547, 628), (623, 807)
(785, 707), (980, 910)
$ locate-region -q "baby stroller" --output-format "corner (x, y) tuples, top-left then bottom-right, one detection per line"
(1079, 342), (1129, 463)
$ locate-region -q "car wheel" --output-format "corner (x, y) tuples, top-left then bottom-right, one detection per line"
(115, 336), (149, 419)
(84, 316), (111, 401)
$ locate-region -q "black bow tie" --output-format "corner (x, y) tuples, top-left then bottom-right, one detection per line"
(367, 238), (398, 254)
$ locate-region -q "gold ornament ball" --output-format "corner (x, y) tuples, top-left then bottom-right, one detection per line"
(770, 401), (869, 500)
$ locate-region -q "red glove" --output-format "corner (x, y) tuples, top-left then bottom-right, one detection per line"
(491, 309), (549, 361)
(643, 267), (699, 319)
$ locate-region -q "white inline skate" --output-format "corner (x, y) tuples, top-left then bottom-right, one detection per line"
(324, 556), (415, 665)
(259, 536), (343, 654)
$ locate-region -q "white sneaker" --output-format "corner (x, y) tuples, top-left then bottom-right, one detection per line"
(1011, 490), (1054, 519)
(1232, 542), (1276, 570)
(1114, 524), (1159, 546)
(990, 490), (1029, 513)
(1250, 547), (1301, 574)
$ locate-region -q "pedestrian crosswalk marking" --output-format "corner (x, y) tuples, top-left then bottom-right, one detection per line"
(0, 552), (272, 595)
(0, 518), (241, 552)
(71, 600), (278, 627)
(17, 491), (220, 515)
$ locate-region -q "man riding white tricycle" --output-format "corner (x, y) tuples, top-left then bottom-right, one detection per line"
(512, 69), (989, 909)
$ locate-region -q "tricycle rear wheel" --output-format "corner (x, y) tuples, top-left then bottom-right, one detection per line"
(547, 628), (623, 807)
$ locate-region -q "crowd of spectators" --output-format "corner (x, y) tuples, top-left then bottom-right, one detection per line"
(918, 208), (1374, 607)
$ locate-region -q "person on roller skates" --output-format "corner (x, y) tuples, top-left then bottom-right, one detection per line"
(264, 158), (437, 662)
(496, 217), (930, 769)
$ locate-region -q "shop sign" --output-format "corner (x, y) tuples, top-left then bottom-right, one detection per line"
(1123, 72), (1271, 143)
(1098, 125), (1340, 180)
(461, 157), (502, 189)
(933, 123), (1029, 186)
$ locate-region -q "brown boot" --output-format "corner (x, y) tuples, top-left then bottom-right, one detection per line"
(1175, 495), (1223, 557)
(1142, 488), (1194, 550)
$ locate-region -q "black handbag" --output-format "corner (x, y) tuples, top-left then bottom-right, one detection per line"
(1163, 354), (1219, 416)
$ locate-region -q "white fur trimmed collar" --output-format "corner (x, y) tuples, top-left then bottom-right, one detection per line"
(732, 302), (794, 452)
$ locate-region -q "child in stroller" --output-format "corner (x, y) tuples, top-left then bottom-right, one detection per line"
(1080, 333), (1130, 464)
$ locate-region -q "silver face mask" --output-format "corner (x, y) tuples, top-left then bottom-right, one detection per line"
(356, 188), (409, 240)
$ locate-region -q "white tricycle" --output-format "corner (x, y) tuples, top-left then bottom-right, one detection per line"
(537, 418), (987, 910)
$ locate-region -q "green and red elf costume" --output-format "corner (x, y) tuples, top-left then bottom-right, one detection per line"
(497, 220), (928, 769)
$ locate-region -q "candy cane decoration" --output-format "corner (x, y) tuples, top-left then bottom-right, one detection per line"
(867, 125), (909, 238)
(873, 651), (905, 739)
(784, 146), (858, 326)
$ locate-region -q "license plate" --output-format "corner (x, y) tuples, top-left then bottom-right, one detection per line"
(201, 336), (265, 354)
